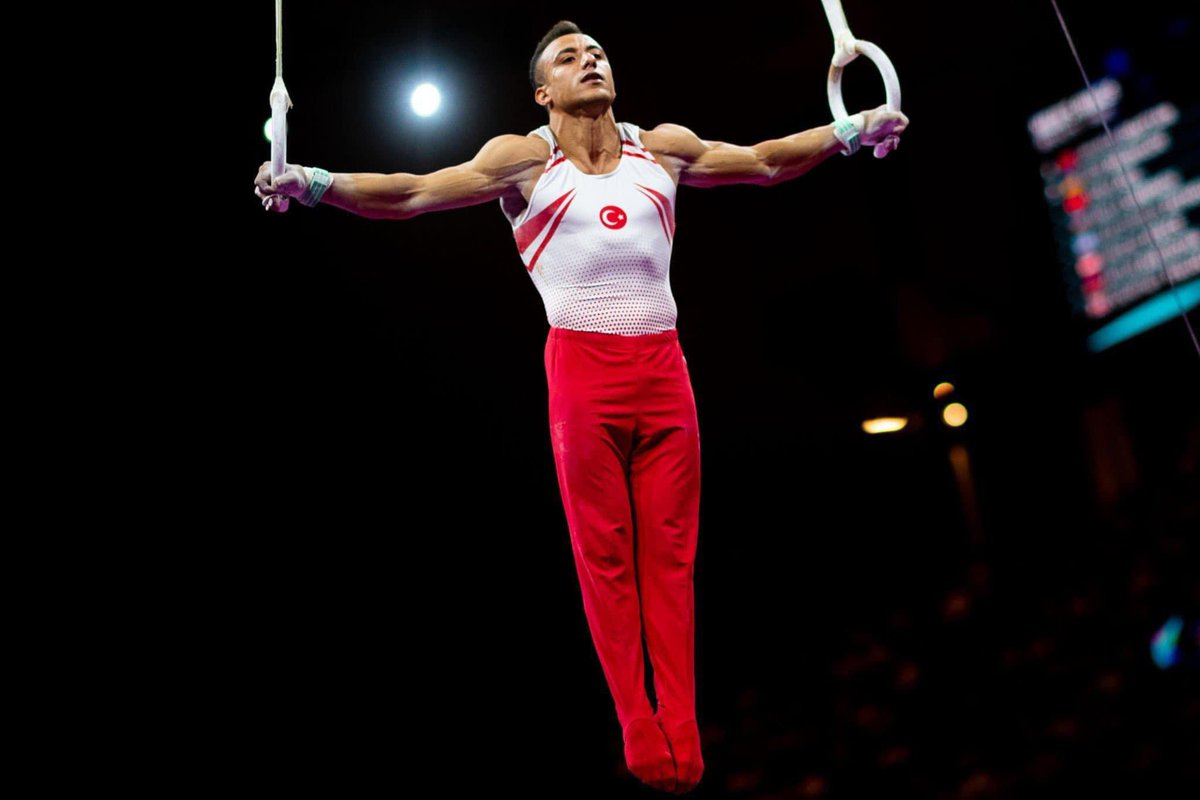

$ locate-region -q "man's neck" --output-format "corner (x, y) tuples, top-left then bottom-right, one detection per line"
(549, 109), (620, 166)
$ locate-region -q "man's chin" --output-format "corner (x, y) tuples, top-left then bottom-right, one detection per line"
(571, 95), (612, 114)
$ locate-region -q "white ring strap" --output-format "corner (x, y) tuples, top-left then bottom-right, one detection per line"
(269, 0), (293, 211)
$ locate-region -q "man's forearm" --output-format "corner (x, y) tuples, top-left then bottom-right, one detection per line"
(314, 171), (420, 219)
(757, 124), (847, 185)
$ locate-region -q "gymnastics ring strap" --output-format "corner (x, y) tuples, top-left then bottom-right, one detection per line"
(821, 0), (902, 159)
(270, 76), (291, 208)
(269, 0), (293, 212)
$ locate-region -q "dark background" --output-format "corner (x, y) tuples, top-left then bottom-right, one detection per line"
(200, 2), (1197, 796)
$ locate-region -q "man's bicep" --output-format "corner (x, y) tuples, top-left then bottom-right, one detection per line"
(682, 140), (774, 188)
(650, 123), (773, 188)
(407, 135), (542, 217)
(407, 163), (501, 217)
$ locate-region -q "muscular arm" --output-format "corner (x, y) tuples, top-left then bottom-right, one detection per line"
(644, 122), (847, 189)
(318, 134), (545, 220)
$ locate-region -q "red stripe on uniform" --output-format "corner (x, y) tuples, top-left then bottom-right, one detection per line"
(635, 183), (675, 238)
(528, 192), (576, 273)
(622, 150), (657, 163)
(622, 140), (658, 162)
(635, 186), (672, 245)
(515, 188), (574, 254)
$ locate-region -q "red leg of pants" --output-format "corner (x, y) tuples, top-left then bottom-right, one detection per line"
(545, 326), (701, 734)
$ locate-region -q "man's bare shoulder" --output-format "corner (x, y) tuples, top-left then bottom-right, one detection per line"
(639, 123), (707, 160)
(480, 134), (551, 205)
(475, 133), (550, 170)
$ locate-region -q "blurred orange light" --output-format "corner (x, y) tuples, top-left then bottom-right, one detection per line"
(862, 417), (908, 434)
(942, 403), (968, 427)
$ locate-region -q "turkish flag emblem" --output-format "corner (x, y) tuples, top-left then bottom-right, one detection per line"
(599, 205), (627, 229)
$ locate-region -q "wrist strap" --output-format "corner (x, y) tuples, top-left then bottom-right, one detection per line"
(832, 114), (863, 156)
(299, 167), (333, 207)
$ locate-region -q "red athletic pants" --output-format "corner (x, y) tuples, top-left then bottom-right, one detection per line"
(544, 325), (701, 732)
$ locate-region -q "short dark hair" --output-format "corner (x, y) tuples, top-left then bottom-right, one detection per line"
(530, 20), (583, 89)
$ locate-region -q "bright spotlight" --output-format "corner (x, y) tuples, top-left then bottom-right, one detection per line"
(411, 83), (441, 117)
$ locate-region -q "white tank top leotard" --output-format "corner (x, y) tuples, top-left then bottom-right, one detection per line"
(499, 121), (679, 336)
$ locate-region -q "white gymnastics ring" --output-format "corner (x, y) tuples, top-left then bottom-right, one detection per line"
(821, 0), (902, 159)
(268, 0), (293, 212)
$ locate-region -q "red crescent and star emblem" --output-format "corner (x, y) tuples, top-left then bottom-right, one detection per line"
(599, 205), (627, 229)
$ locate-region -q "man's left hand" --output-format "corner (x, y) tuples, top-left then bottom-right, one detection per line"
(859, 104), (909, 157)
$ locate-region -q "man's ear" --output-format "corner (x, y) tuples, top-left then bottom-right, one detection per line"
(534, 85), (551, 109)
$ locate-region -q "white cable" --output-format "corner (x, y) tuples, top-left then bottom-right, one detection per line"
(1048, 0), (1199, 362)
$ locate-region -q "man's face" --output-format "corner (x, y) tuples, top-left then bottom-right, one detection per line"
(536, 33), (615, 112)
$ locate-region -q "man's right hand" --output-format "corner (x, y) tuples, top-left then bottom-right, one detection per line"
(858, 105), (909, 158)
(254, 161), (308, 212)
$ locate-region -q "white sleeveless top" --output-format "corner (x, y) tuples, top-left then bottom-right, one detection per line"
(499, 121), (678, 335)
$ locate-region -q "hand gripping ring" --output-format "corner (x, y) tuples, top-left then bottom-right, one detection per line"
(822, 0), (903, 159)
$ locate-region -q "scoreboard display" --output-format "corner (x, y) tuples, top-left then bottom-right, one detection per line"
(1028, 26), (1199, 352)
